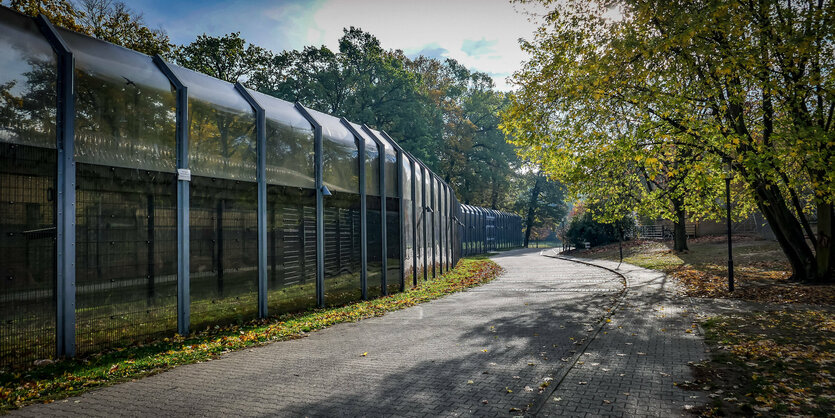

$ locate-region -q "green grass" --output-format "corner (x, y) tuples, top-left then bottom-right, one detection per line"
(0, 257), (501, 413)
(566, 236), (835, 303)
(575, 235), (787, 274)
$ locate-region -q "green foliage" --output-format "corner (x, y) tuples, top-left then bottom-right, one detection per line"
(565, 210), (632, 247)
(503, 0), (835, 282)
(5, 0), (173, 55)
(173, 32), (271, 83)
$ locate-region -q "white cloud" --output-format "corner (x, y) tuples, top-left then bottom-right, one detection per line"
(306, 0), (542, 90)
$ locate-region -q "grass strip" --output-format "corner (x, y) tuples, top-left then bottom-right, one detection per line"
(0, 257), (502, 413)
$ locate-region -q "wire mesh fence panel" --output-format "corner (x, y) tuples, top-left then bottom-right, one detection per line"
(189, 178), (258, 330)
(0, 144), (57, 368)
(385, 196), (401, 294)
(75, 165), (178, 354)
(366, 195), (383, 297)
(0, 8), (58, 368)
(323, 193), (362, 306)
(267, 185), (316, 315)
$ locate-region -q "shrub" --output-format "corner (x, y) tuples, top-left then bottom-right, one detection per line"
(565, 212), (633, 247)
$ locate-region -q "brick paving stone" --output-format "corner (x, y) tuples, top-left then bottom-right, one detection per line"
(13, 248), (708, 417)
(536, 253), (708, 417)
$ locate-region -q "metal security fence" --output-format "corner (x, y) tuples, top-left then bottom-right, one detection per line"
(0, 7), (523, 368)
(459, 205), (523, 256)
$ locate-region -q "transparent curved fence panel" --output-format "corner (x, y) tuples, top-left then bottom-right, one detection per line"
(61, 29), (176, 173)
(247, 89), (314, 189)
(306, 108), (358, 194)
(0, 8), (56, 149)
(170, 64), (256, 181)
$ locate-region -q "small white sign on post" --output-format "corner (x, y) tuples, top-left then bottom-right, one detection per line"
(177, 168), (191, 182)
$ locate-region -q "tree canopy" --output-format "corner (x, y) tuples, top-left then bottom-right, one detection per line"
(501, 0), (834, 282)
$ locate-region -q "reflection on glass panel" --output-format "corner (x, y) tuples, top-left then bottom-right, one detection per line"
(267, 185), (316, 314)
(0, 8), (56, 149)
(304, 109), (357, 193)
(188, 96), (256, 181)
(0, 143), (56, 367)
(383, 141), (397, 198)
(322, 132), (358, 194)
(190, 177), (258, 330)
(169, 65), (256, 181)
(248, 90), (314, 189)
(401, 158), (413, 287)
(364, 139), (380, 197)
(366, 195), (383, 296)
(385, 196), (401, 294)
(60, 29), (176, 172)
(323, 191), (362, 306)
(75, 164), (177, 353)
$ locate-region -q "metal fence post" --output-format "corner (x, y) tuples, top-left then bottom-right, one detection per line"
(294, 103), (324, 307)
(363, 126), (387, 296)
(152, 56), (190, 335)
(341, 119), (367, 300)
(234, 83), (267, 318)
(36, 15), (76, 357)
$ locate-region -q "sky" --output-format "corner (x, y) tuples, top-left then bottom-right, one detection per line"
(129, 0), (545, 91)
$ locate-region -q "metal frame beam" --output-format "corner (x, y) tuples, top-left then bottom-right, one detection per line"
(379, 131), (406, 291)
(36, 14), (76, 357)
(152, 55), (190, 335)
(340, 119), (368, 300)
(363, 126), (388, 296)
(294, 103), (325, 308)
(234, 83), (268, 318)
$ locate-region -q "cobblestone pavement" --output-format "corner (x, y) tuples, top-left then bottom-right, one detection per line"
(15, 249), (706, 417)
(537, 252), (708, 417)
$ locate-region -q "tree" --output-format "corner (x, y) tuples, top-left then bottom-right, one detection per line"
(5, 0), (84, 31)
(76, 0), (172, 56)
(503, 0), (834, 282)
(173, 32), (271, 83)
(5, 0), (173, 55)
(513, 168), (566, 247)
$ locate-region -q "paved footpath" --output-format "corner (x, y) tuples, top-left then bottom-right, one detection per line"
(16, 249), (707, 417)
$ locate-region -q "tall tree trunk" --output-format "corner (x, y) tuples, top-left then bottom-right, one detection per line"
(751, 179), (817, 282)
(523, 175), (543, 248)
(672, 196), (688, 252)
(815, 202), (833, 283)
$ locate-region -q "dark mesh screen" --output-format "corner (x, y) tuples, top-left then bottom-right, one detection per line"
(366, 195), (383, 297)
(323, 191), (362, 306)
(0, 143), (56, 367)
(385, 197), (401, 294)
(267, 185), (316, 314)
(189, 177), (258, 330)
(75, 164), (177, 353)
